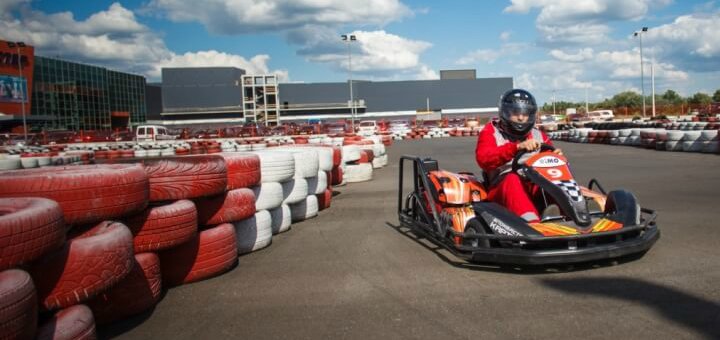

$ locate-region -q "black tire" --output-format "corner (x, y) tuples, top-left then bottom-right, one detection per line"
(462, 218), (490, 248)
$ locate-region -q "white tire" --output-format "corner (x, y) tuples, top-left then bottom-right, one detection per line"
(269, 204), (292, 234)
(253, 151), (295, 183)
(20, 157), (39, 169)
(700, 130), (718, 141)
(665, 140), (683, 151)
(342, 145), (362, 163)
(160, 148), (175, 157)
(251, 143), (267, 150)
(281, 178), (309, 204)
(134, 149), (148, 157)
(681, 141), (704, 152)
(290, 195), (319, 222)
(372, 154), (389, 168)
(234, 210), (272, 255)
(306, 171), (327, 195)
(236, 144), (252, 151)
(681, 131), (702, 142)
(344, 163), (373, 183)
(37, 156), (51, 167)
(608, 130), (620, 138)
(702, 141), (719, 153)
(618, 129), (633, 137)
(667, 131), (685, 141)
(273, 149), (319, 178)
(147, 149), (161, 157)
(301, 147), (333, 171)
(252, 182), (284, 210)
(0, 155), (21, 170)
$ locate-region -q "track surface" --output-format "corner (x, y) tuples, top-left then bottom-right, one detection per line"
(104, 137), (720, 339)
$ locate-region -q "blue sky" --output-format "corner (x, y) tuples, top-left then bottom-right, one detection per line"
(2, 0), (719, 105)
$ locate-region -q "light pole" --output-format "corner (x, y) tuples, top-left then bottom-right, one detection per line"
(8, 41), (28, 142)
(633, 27), (648, 117)
(341, 34), (357, 131)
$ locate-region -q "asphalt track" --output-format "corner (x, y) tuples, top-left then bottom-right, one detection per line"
(104, 137), (720, 340)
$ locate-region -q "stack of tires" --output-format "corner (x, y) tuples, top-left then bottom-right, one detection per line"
(342, 144), (373, 183)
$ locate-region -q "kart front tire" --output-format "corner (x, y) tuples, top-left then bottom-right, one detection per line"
(462, 218), (490, 248)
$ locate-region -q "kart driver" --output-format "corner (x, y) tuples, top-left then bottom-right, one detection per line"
(475, 89), (562, 223)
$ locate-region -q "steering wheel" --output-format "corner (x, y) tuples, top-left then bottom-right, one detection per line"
(511, 143), (556, 173)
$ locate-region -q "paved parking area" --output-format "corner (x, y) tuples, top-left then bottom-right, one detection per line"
(104, 137), (720, 340)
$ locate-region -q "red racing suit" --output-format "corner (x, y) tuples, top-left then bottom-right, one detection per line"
(475, 121), (553, 222)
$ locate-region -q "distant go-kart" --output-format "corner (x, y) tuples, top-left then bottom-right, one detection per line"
(397, 144), (660, 265)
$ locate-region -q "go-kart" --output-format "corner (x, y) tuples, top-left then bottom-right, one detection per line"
(397, 144), (659, 265)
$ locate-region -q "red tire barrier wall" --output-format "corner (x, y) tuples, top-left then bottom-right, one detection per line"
(139, 155), (227, 202)
(159, 223), (237, 287)
(0, 164), (149, 225)
(87, 253), (162, 325)
(219, 153), (261, 190)
(124, 200), (198, 253)
(0, 198), (65, 270)
(195, 189), (256, 226)
(36, 304), (96, 340)
(0, 269), (37, 340)
(30, 221), (134, 311)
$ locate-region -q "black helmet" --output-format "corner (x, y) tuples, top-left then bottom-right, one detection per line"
(498, 89), (537, 139)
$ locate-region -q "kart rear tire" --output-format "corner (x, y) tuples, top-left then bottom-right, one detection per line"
(462, 218), (490, 248)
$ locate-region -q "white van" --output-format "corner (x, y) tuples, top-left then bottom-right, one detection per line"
(136, 125), (177, 142)
(357, 120), (378, 136)
(587, 110), (614, 122)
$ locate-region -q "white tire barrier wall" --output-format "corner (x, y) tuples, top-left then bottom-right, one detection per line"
(234, 210), (273, 254)
(290, 195), (319, 222)
(269, 204), (291, 234)
(252, 182), (284, 211)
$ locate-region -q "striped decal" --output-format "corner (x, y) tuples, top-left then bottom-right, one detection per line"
(592, 219), (623, 232)
(529, 222), (580, 236)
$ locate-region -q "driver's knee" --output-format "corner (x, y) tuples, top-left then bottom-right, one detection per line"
(498, 173), (523, 190)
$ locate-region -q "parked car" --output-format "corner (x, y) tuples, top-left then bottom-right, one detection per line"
(136, 125), (177, 141)
(357, 120), (378, 135)
(389, 120), (411, 134)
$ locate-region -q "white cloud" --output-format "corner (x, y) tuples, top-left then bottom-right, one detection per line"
(505, 0), (671, 46)
(456, 43), (529, 65)
(152, 51), (289, 81)
(147, 0), (412, 34)
(549, 48), (594, 62)
(0, 2), (284, 81)
(500, 31), (512, 41)
(645, 13), (720, 71)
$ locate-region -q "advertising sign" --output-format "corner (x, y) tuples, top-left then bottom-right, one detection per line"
(0, 75), (27, 103)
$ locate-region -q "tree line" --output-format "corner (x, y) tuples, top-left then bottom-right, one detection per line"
(541, 89), (720, 114)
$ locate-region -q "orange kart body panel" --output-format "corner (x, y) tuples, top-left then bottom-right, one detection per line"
(427, 170), (487, 205)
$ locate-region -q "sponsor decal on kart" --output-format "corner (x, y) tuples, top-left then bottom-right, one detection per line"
(488, 218), (522, 236)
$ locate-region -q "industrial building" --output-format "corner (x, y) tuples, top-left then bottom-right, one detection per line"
(152, 66), (513, 126)
(0, 39), (147, 133)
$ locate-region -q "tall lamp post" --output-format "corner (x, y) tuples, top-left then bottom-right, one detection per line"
(633, 27), (648, 117)
(7, 41), (28, 142)
(341, 34), (357, 131)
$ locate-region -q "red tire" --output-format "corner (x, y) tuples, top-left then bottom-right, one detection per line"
(159, 223), (237, 287)
(139, 155), (228, 202)
(0, 269), (37, 340)
(331, 166), (343, 186)
(30, 221), (134, 311)
(86, 253), (162, 325)
(358, 150), (374, 163)
(0, 198), (65, 271)
(195, 188), (255, 226)
(325, 171), (332, 189)
(219, 153), (261, 190)
(331, 146), (342, 167)
(124, 200), (197, 253)
(317, 189), (332, 211)
(36, 304), (96, 340)
(0, 164), (148, 226)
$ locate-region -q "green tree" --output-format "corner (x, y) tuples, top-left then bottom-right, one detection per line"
(713, 89), (720, 102)
(688, 92), (712, 105)
(661, 89), (683, 104)
(611, 91), (642, 108)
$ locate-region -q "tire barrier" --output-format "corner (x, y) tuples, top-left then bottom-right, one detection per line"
(219, 152), (261, 190)
(269, 204), (292, 234)
(0, 269), (37, 340)
(233, 210), (273, 255)
(0, 164), (149, 226)
(30, 221), (134, 311)
(36, 304), (97, 340)
(159, 223), (238, 287)
(0, 132), (396, 330)
(0, 198), (65, 271)
(252, 182), (284, 211)
(549, 124), (720, 155)
(195, 188), (256, 226)
(290, 195), (319, 223)
(87, 253), (162, 325)
(124, 199), (197, 253)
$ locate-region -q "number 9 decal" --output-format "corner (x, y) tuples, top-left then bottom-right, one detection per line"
(547, 169), (564, 178)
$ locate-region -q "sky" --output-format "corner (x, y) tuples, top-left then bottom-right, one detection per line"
(1, 0), (719, 105)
